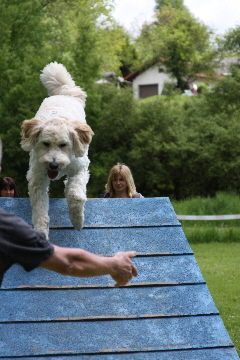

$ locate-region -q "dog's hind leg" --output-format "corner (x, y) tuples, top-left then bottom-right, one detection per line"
(27, 165), (51, 239)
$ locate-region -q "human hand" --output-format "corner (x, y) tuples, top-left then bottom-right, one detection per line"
(110, 251), (138, 287)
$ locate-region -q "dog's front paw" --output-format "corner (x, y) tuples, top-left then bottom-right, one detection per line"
(70, 213), (84, 231)
(68, 200), (85, 231)
(32, 215), (50, 240)
(69, 210), (84, 230)
(34, 224), (49, 240)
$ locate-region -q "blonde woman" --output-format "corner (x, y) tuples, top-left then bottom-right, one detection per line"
(100, 163), (144, 198)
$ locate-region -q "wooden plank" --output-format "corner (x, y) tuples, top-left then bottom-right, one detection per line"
(8, 347), (238, 360)
(0, 197), (180, 228)
(48, 227), (192, 255)
(1, 196), (239, 359)
(0, 198), (32, 223)
(75, 198), (179, 228)
(0, 316), (233, 358)
(0, 284), (218, 322)
(1, 255), (205, 289)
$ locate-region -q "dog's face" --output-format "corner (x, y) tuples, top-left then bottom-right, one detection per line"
(21, 118), (93, 179)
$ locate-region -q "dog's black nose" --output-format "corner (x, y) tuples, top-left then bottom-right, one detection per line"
(49, 161), (59, 170)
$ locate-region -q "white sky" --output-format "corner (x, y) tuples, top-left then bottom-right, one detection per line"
(112, 0), (240, 36)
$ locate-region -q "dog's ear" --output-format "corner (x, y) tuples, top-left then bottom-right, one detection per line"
(72, 123), (94, 157)
(21, 118), (42, 151)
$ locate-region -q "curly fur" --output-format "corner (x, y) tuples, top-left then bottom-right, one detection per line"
(21, 62), (94, 239)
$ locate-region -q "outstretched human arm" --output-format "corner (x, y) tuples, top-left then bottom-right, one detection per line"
(40, 246), (138, 287)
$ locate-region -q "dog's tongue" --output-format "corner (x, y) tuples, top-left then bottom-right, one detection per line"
(48, 170), (59, 179)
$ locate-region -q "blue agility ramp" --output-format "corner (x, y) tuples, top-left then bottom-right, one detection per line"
(0, 197), (239, 359)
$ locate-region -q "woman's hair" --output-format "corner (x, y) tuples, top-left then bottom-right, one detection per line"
(0, 177), (21, 197)
(105, 163), (136, 198)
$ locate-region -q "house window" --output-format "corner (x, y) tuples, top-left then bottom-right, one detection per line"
(139, 84), (158, 98)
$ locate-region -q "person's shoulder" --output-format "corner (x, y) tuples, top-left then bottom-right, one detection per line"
(99, 193), (110, 198)
(132, 193), (144, 198)
(0, 207), (20, 220)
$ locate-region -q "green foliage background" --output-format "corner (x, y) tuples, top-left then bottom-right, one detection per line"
(2, 66), (240, 199)
(1, 0), (240, 201)
(87, 70), (240, 199)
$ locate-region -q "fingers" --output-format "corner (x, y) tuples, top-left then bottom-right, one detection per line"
(123, 251), (138, 277)
(110, 250), (138, 287)
(124, 250), (137, 259)
(125, 251), (138, 276)
(113, 267), (138, 287)
(112, 251), (138, 287)
(132, 264), (138, 277)
(114, 275), (132, 287)
(114, 281), (128, 287)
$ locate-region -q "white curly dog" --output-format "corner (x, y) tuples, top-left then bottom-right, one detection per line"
(21, 62), (94, 239)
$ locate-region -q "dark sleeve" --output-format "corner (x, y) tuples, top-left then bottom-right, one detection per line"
(0, 208), (54, 272)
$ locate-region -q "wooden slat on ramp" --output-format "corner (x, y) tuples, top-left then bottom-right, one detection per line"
(0, 197), (239, 359)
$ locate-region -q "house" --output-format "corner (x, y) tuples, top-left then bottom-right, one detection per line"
(124, 58), (173, 99)
(193, 57), (239, 89)
(217, 57), (240, 76)
(124, 57), (240, 99)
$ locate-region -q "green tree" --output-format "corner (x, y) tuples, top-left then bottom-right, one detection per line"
(0, 0), (53, 195)
(155, 0), (186, 11)
(127, 94), (240, 199)
(118, 31), (140, 77)
(87, 85), (138, 197)
(0, 0), (117, 197)
(136, 5), (217, 90)
(223, 26), (240, 53)
(206, 65), (240, 115)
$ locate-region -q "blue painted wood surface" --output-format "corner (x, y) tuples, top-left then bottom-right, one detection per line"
(5, 348), (238, 360)
(0, 284), (218, 322)
(0, 197), (180, 227)
(0, 316), (233, 357)
(0, 197), (239, 359)
(1, 255), (204, 288)
(47, 227), (192, 254)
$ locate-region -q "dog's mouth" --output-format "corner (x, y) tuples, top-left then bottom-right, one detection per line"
(47, 170), (59, 180)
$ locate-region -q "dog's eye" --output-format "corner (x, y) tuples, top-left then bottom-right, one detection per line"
(59, 143), (67, 148)
(43, 142), (50, 147)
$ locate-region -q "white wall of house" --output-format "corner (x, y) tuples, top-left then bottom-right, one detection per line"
(132, 64), (172, 99)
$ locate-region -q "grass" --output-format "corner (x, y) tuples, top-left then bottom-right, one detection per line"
(171, 191), (240, 217)
(170, 193), (240, 355)
(191, 243), (240, 356)
(171, 192), (240, 243)
(181, 225), (240, 243)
